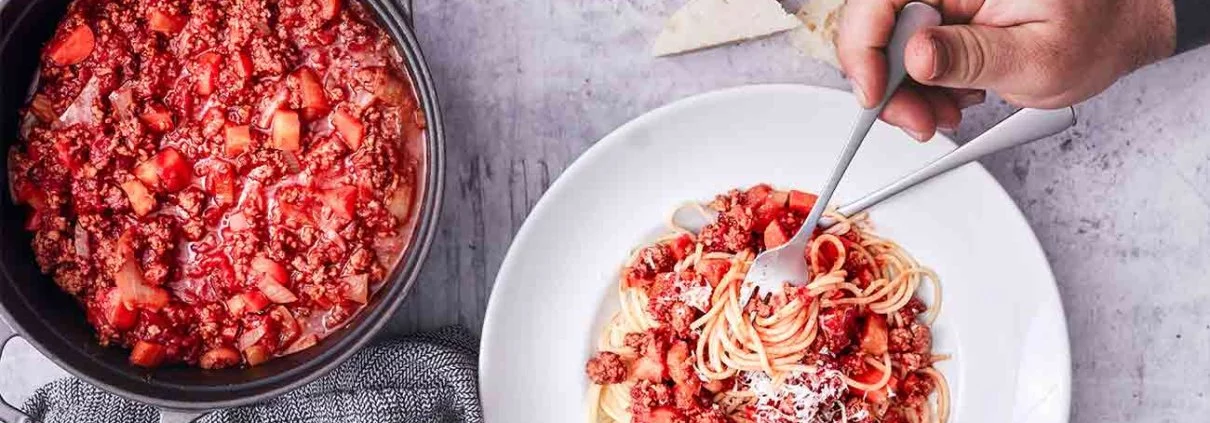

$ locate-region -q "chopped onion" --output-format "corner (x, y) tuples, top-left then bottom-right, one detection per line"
(237, 325), (267, 350)
(351, 90), (376, 111)
(257, 87), (289, 129)
(108, 86), (135, 121)
(74, 225), (90, 257)
(55, 76), (100, 128)
(280, 152), (302, 173)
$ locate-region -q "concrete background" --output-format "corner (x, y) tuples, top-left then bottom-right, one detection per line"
(4, 1), (1210, 421)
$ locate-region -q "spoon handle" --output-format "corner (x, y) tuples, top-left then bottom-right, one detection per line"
(790, 2), (942, 247)
(826, 107), (1077, 224)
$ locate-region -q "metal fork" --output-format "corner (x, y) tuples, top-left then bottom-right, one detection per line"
(740, 105), (1078, 304)
(739, 2), (941, 304)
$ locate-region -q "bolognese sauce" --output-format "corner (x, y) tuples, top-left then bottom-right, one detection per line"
(585, 185), (949, 423)
(9, 0), (425, 369)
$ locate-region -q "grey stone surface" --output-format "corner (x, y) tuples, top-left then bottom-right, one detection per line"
(5, 1), (1210, 421)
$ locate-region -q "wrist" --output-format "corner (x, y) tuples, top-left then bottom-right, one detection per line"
(1137, 0), (1177, 64)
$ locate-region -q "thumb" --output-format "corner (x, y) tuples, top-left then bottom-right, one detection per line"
(904, 25), (1028, 89)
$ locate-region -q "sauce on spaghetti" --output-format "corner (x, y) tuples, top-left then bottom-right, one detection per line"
(585, 185), (949, 423)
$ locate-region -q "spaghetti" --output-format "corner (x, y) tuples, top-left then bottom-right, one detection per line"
(584, 185), (949, 423)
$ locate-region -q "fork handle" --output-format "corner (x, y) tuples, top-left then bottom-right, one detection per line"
(826, 107), (1077, 224)
(792, 2), (942, 245)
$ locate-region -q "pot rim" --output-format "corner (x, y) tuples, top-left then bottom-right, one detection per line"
(0, 0), (445, 411)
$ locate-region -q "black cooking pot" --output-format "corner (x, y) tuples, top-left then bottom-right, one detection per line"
(0, 0), (444, 421)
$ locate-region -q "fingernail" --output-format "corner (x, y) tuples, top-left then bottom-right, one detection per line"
(850, 77), (869, 107)
(905, 128), (931, 142)
(927, 34), (948, 81)
(957, 91), (986, 108)
(937, 125), (957, 136)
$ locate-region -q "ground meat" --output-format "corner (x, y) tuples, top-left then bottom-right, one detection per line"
(13, 0), (425, 369)
(893, 352), (929, 373)
(630, 380), (674, 414)
(585, 352), (628, 384)
(895, 298), (928, 326)
(697, 212), (755, 253)
(888, 323), (931, 354)
(898, 372), (935, 401)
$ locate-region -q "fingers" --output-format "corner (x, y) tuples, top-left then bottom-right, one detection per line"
(921, 89), (961, 132)
(879, 87), (935, 141)
(904, 25), (1028, 89)
(838, 0), (906, 107)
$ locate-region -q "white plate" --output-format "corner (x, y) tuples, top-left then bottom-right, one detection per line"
(480, 85), (1071, 423)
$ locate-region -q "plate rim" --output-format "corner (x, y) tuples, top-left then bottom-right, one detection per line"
(479, 83), (1072, 422)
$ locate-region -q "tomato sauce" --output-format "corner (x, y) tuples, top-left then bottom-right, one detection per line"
(8, 0), (425, 369)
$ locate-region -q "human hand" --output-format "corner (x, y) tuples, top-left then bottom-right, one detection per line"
(837, 0), (1176, 141)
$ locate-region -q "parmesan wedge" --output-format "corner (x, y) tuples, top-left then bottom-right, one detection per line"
(790, 0), (846, 68)
(652, 0), (801, 57)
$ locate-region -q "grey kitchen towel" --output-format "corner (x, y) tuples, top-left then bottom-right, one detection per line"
(21, 326), (483, 423)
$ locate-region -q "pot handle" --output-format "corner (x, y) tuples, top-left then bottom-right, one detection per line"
(158, 408), (210, 423)
(0, 316), (33, 423)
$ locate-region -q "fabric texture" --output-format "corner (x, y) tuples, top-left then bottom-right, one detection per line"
(20, 326), (483, 423)
(1174, 0), (1210, 53)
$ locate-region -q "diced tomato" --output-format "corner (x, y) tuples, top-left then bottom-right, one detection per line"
(243, 291), (272, 313)
(789, 190), (819, 214)
(53, 139), (82, 172)
(630, 356), (666, 382)
(371, 71), (408, 106)
(696, 258), (730, 286)
(115, 259), (169, 309)
(860, 315), (890, 355)
(194, 51), (221, 95)
(199, 347), (240, 369)
(665, 341), (692, 385)
(319, 0), (341, 21)
(271, 110), (300, 151)
(237, 325), (267, 350)
(226, 292), (270, 317)
(102, 288), (137, 330)
(134, 148), (192, 192)
(208, 166), (236, 206)
(661, 234), (694, 261)
(139, 104), (174, 133)
(385, 185), (412, 220)
(226, 211), (251, 232)
(745, 184), (773, 204)
(147, 10), (187, 34)
(763, 220), (791, 249)
(243, 344), (271, 366)
(295, 68), (329, 120)
(322, 186), (358, 219)
(120, 180), (156, 216)
(343, 274), (369, 304)
(282, 334), (318, 355)
(224, 125), (253, 157)
(752, 190), (787, 229)
(129, 340), (166, 367)
(233, 51), (254, 81)
(47, 25), (94, 65)
(331, 109), (364, 149)
(637, 407), (683, 423)
(14, 183), (46, 209)
(851, 366), (896, 404)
